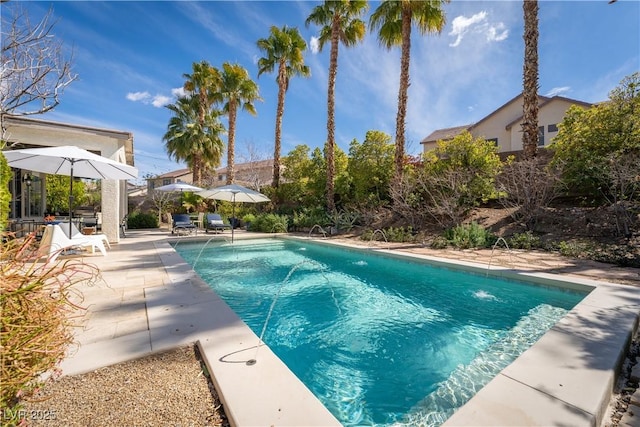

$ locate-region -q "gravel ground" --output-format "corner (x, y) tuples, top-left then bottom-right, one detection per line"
(18, 345), (229, 427)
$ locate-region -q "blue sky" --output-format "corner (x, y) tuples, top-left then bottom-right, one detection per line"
(6, 1), (640, 184)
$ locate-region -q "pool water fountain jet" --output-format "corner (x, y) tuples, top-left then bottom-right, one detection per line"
(486, 236), (513, 276)
(192, 236), (232, 269)
(308, 224), (327, 239)
(246, 259), (336, 366)
(368, 229), (389, 248)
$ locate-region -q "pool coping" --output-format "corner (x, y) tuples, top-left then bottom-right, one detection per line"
(169, 235), (640, 426)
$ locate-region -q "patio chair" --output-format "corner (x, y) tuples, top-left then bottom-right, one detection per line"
(193, 212), (204, 231)
(172, 213), (197, 235)
(38, 224), (107, 263)
(60, 221), (111, 249)
(205, 213), (232, 234)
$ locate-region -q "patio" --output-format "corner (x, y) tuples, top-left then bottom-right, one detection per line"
(43, 228), (640, 426)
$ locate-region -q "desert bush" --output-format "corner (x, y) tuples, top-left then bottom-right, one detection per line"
(507, 231), (542, 250)
(290, 208), (328, 231)
(444, 222), (495, 249)
(497, 157), (564, 231)
(127, 212), (158, 229)
(1, 232), (98, 419)
(418, 131), (502, 229)
(252, 213), (288, 233)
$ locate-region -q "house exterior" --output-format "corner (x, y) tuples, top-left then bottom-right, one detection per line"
(3, 115), (135, 243)
(146, 168), (192, 193)
(421, 94), (594, 157)
(213, 159), (274, 189)
(149, 159), (275, 191)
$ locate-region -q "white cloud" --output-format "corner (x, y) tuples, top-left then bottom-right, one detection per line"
(126, 91), (151, 102)
(486, 22), (509, 42)
(449, 11), (487, 47)
(171, 87), (186, 98)
(545, 86), (571, 97)
(126, 91), (173, 108)
(448, 11), (508, 47)
(151, 95), (172, 108)
(309, 36), (320, 54)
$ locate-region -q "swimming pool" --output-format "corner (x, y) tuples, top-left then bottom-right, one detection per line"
(174, 238), (587, 426)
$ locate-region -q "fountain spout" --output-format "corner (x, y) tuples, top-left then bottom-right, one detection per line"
(368, 229), (389, 248)
(308, 224), (327, 239)
(486, 237), (512, 276)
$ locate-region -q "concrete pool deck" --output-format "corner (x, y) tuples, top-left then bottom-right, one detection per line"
(56, 229), (640, 426)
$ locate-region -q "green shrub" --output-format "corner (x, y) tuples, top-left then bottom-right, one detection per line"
(385, 226), (415, 243)
(291, 209), (328, 230)
(252, 213), (288, 233)
(430, 236), (449, 249)
(444, 222), (495, 249)
(1, 233), (98, 417)
(242, 213), (256, 230)
(507, 231), (542, 250)
(127, 212), (158, 229)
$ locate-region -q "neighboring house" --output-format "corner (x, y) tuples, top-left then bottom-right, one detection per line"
(3, 114), (135, 243)
(421, 93), (594, 157)
(213, 159), (274, 189)
(146, 168), (192, 193)
(150, 159), (275, 191)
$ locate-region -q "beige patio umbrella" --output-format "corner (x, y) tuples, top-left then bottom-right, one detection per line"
(197, 184), (270, 242)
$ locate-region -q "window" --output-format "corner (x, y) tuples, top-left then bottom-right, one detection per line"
(548, 123), (558, 132)
(162, 179), (171, 186)
(486, 138), (498, 146)
(538, 126), (545, 146)
(218, 174), (226, 182)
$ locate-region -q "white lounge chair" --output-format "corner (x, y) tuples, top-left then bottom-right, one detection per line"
(59, 221), (111, 249)
(38, 224), (107, 263)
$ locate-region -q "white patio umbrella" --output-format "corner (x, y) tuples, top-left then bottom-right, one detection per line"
(155, 181), (203, 206)
(3, 145), (138, 237)
(197, 184), (270, 242)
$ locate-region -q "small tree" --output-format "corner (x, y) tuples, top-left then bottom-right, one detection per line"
(347, 130), (394, 207)
(148, 190), (174, 224)
(497, 157), (564, 231)
(0, 4), (76, 227)
(552, 72), (640, 198)
(45, 176), (86, 215)
(601, 151), (640, 237)
(418, 131), (502, 228)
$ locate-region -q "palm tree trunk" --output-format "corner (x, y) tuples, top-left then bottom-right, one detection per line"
(273, 61), (286, 188)
(325, 18), (339, 213)
(227, 101), (237, 185)
(395, 8), (412, 181)
(522, 0), (539, 160)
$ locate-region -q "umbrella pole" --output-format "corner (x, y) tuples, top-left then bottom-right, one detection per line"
(231, 198), (235, 243)
(69, 163), (74, 237)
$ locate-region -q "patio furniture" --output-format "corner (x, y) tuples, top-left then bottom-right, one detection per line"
(172, 213), (197, 235)
(59, 221), (111, 249)
(205, 213), (232, 234)
(38, 224), (107, 263)
(193, 212), (205, 231)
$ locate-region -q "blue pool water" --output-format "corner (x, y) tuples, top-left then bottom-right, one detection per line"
(174, 238), (586, 426)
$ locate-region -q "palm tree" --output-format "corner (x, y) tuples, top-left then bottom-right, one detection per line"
(257, 25), (311, 188)
(522, 0), (539, 159)
(182, 60), (221, 183)
(370, 0), (448, 181)
(306, 0), (368, 213)
(218, 62), (261, 185)
(163, 96), (226, 179)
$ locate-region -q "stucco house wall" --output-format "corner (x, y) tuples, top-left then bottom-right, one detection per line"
(420, 94), (593, 156)
(3, 115), (134, 243)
